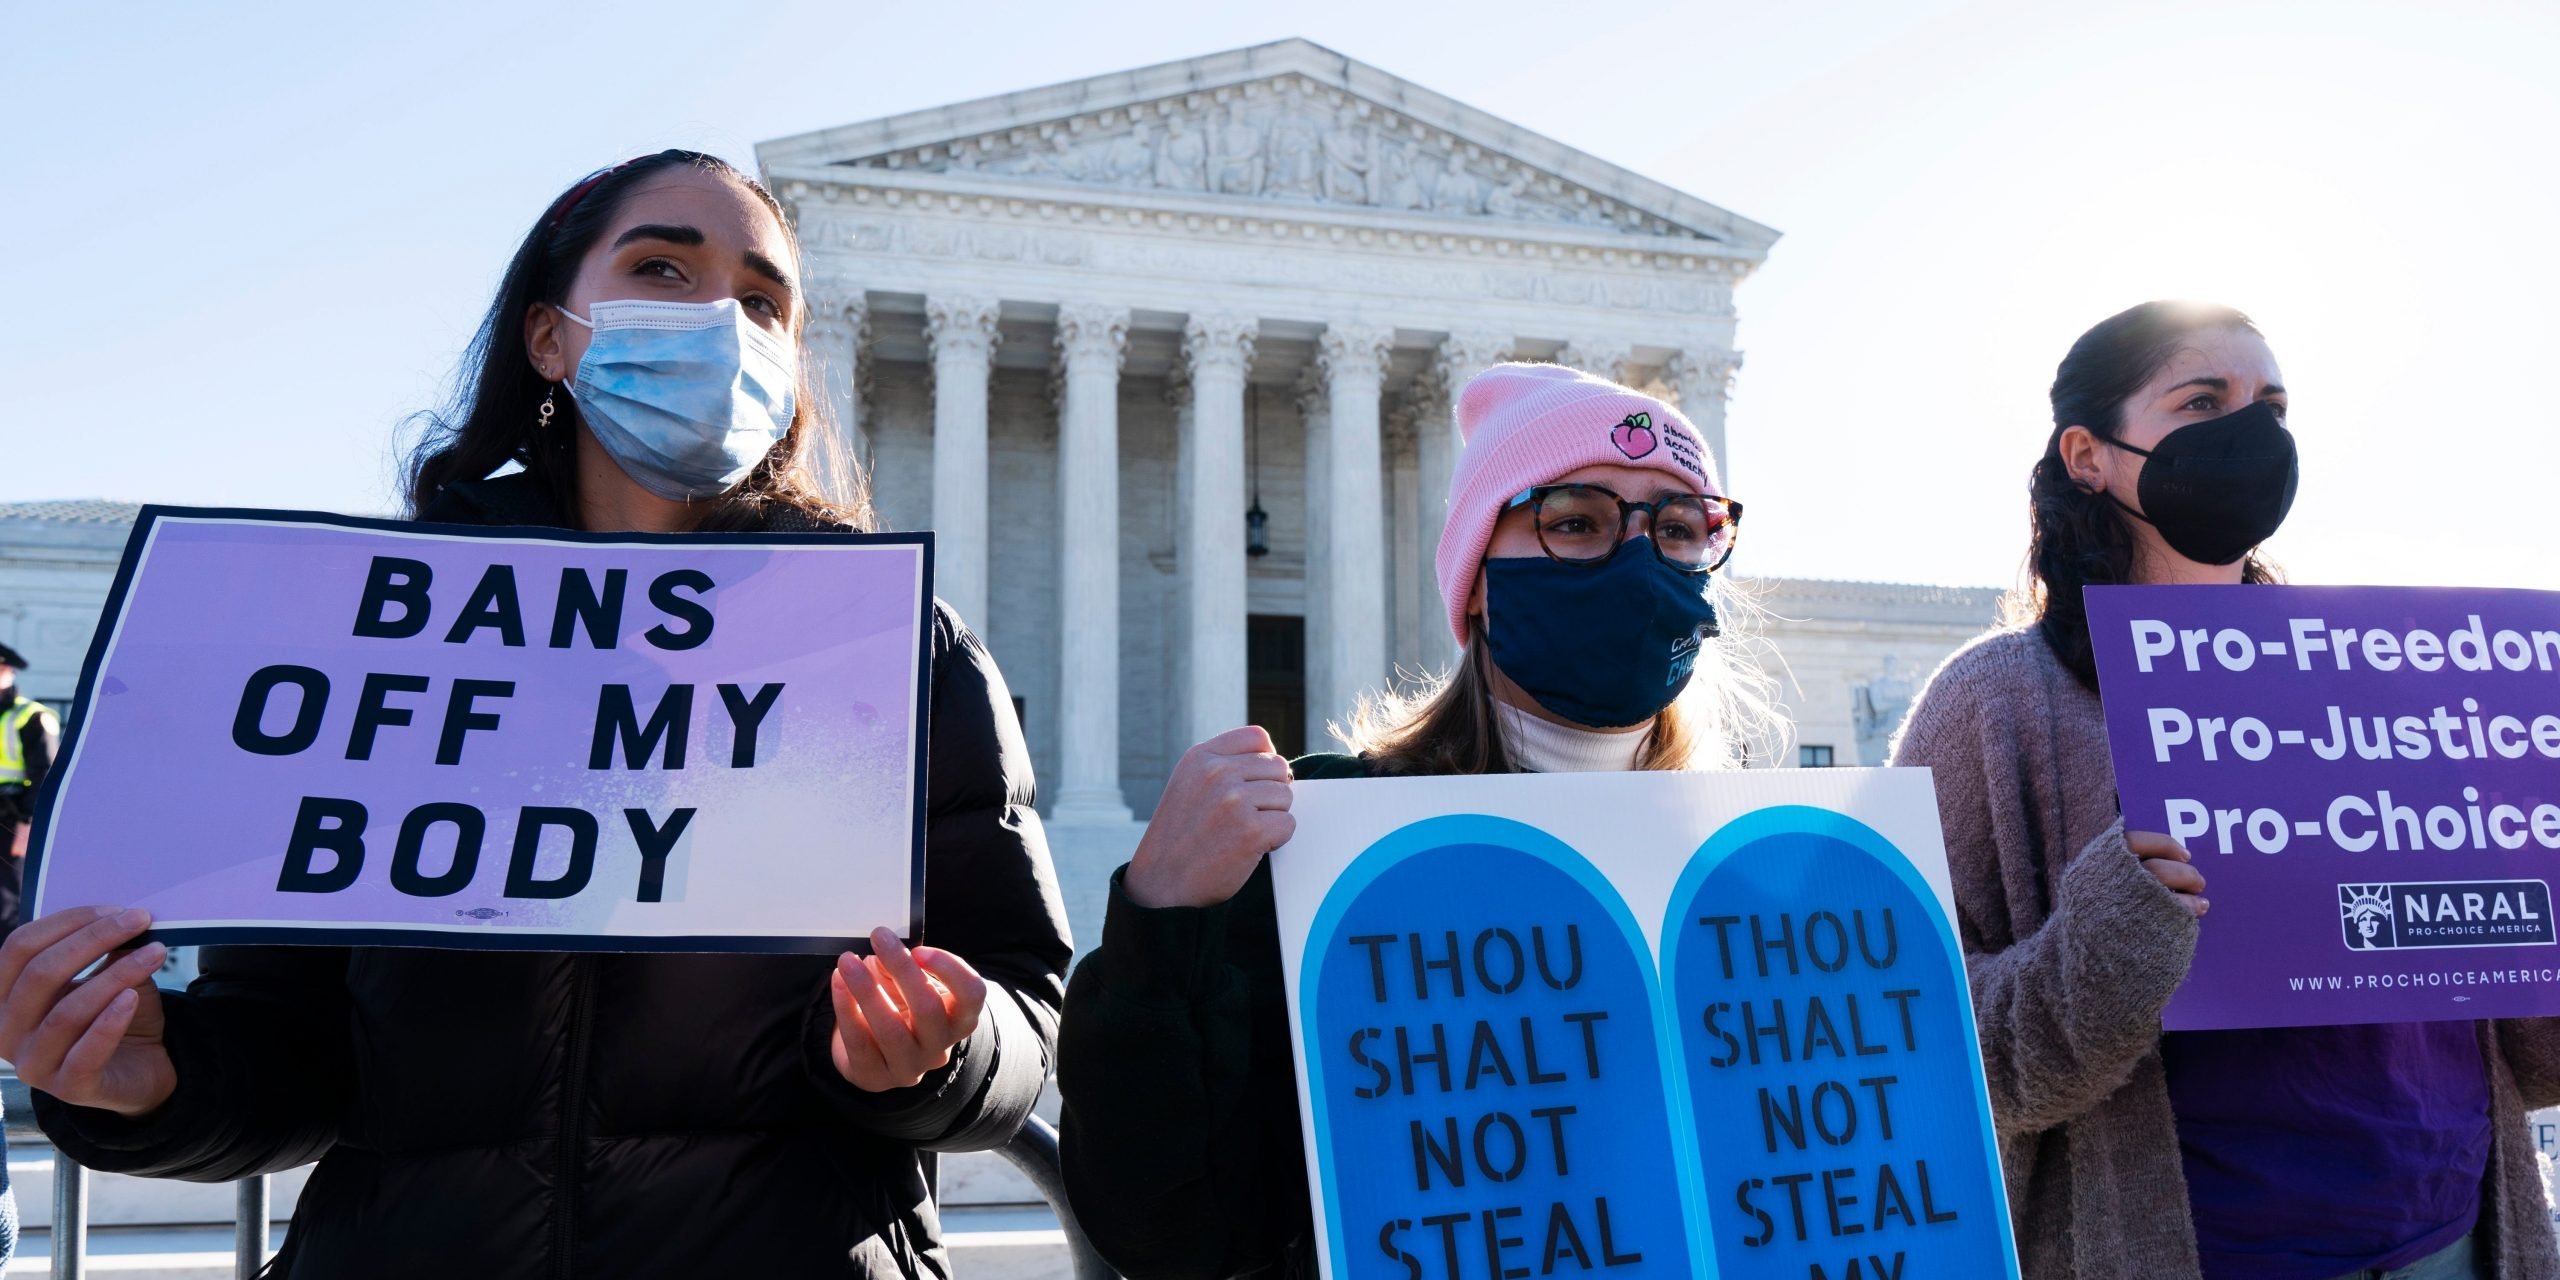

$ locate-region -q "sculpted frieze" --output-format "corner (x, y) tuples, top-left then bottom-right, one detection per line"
(841, 76), (1699, 240)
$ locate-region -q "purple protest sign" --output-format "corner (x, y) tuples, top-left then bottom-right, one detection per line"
(26, 507), (932, 954)
(2088, 584), (2560, 1030)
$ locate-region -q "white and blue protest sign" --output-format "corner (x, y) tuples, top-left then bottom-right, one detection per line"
(1271, 769), (2018, 1280)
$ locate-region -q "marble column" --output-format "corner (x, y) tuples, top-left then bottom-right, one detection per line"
(803, 281), (870, 474)
(1384, 407), (1422, 678)
(1180, 314), (1257, 744)
(1667, 348), (1742, 489)
(924, 295), (1000, 628)
(1163, 356), (1198, 770)
(1556, 339), (1635, 385)
(1051, 303), (1132, 824)
(1314, 323), (1394, 731)
(1294, 364), (1333, 736)
(1420, 333), (1512, 660)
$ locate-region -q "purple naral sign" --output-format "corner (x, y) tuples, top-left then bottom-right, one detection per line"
(2088, 584), (2560, 1030)
(25, 507), (933, 955)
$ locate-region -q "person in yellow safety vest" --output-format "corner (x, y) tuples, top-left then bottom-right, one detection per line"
(0, 643), (33, 1263)
(0, 642), (60, 939)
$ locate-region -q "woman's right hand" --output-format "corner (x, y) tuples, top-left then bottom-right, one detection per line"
(1123, 726), (1296, 910)
(2126, 831), (2208, 919)
(0, 906), (177, 1117)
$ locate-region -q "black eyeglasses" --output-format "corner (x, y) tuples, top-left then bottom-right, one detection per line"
(1501, 483), (1743, 573)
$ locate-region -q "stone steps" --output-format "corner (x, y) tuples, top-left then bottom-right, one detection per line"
(1, 1144), (1054, 1224)
(3, 1206), (1072, 1278)
(0, 972), (1110, 1278)
(0, 1145), (1085, 1277)
(7, 1157), (305, 1230)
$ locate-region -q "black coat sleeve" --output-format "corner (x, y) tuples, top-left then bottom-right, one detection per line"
(34, 944), (354, 1181)
(1058, 861), (1313, 1279)
(808, 602), (1072, 1151)
(19, 707), (52, 789)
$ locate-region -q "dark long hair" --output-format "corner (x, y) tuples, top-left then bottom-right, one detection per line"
(403, 150), (869, 531)
(2017, 300), (2281, 685)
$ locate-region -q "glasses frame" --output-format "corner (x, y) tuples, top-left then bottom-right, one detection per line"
(1502, 482), (1744, 574)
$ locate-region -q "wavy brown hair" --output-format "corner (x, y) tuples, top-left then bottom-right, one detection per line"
(2011, 300), (2281, 686)
(403, 150), (868, 532)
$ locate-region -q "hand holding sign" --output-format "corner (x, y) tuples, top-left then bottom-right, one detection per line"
(829, 927), (990, 1092)
(0, 905), (176, 1118)
(2127, 830), (2210, 918)
(1124, 726), (1295, 909)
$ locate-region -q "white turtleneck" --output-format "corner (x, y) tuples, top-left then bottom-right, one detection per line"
(1494, 698), (1649, 773)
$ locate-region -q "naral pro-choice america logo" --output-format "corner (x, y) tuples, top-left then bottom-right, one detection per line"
(2339, 880), (2555, 952)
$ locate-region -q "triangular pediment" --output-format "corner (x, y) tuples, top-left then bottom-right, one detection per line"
(757, 38), (1778, 252)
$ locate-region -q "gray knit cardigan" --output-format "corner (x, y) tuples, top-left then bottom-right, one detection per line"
(1891, 625), (2560, 1280)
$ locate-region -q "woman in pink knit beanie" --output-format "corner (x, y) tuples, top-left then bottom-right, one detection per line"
(1347, 360), (1773, 773)
(1057, 361), (1777, 1278)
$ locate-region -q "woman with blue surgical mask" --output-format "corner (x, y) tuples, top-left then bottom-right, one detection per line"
(1055, 362), (1780, 1278)
(1, 151), (1071, 1279)
(550, 295), (801, 501)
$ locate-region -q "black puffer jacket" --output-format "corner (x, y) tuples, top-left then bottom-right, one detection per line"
(1057, 753), (1375, 1280)
(35, 475), (1072, 1279)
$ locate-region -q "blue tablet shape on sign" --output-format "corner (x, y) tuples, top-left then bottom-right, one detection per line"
(1301, 815), (1699, 1279)
(1662, 806), (2018, 1280)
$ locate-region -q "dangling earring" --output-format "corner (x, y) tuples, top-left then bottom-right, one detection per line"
(537, 386), (557, 431)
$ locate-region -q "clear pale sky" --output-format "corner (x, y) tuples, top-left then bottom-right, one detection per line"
(8, 0), (2553, 592)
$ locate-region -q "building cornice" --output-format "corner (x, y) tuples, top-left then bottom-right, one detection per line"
(1742, 575), (2008, 626)
(773, 164), (1767, 283)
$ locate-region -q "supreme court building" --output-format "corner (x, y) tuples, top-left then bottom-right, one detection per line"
(753, 39), (2001, 839)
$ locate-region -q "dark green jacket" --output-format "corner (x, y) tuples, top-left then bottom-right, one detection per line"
(1056, 753), (1373, 1280)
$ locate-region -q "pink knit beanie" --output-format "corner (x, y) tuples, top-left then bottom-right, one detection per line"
(1436, 362), (1722, 645)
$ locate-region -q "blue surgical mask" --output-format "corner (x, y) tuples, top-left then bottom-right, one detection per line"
(561, 298), (798, 501)
(1482, 539), (1721, 730)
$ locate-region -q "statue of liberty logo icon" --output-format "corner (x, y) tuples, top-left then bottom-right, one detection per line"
(2340, 884), (2397, 951)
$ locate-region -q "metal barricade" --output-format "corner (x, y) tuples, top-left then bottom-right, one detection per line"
(234, 1175), (270, 1278)
(42, 1163), (268, 1279)
(46, 1159), (83, 1280)
(40, 1113), (1112, 1279)
(997, 1113), (1119, 1280)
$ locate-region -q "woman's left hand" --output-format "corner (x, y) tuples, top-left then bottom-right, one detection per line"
(828, 927), (989, 1092)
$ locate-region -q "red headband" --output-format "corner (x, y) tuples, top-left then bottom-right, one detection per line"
(547, 158), (643, 231)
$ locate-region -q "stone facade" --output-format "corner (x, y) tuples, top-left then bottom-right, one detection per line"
(0, 500), (138, 717)
(761, 38), (1780, 829)
(747, 38), (2017, 937)
(1742, 578), (2010, 768)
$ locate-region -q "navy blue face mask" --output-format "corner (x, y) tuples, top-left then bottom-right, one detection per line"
(1481, 537), (1721, 730)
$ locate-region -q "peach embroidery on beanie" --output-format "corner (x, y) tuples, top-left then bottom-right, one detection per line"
(1611, 411), (1658, 461)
